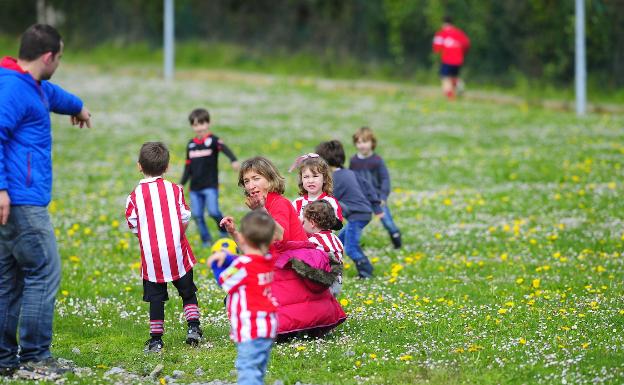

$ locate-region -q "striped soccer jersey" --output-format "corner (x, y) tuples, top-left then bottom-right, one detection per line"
(125, 176), (196, 283)
(308, 230), (344, 263)
(219, 254), (278, 343)
(292, 193), (343, 221)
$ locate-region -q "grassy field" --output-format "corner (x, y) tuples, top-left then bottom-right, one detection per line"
(7, 64), (624, 384)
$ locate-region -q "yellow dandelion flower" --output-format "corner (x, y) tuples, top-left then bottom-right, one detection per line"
(619, 310), (624, 315)
(61, 290), (69, 296)
(488, 226), (497, 233)
(596, 265), (606, 273)
(519, 338), (527, 345)
(369, 353), (377, 359)
(532, 279), (540, 289)
(69, 255), (80, 263)
(434, 233), (442, 240)
(607, 182), (616, 190)
(160, 378), (167, 385)
(296, 346), (306, 351)
(516, 277), (524, 284)
(111, 220), (120, 228)
(505, 301), (514, 307)
(399, 355), (412, 361)
(340, 299), (349, 306)
(500, 253), (508, 262)
(498, 308), (508, 315)
(465, 205), (473, 213)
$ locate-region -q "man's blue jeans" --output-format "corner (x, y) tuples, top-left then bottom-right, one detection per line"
(380, 205), (400, 235)
(0, 206), (61, 367)
(236, 338), (274, 385)
(189, 188), (226, 244)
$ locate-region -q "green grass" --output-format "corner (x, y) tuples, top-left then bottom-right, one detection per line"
(2, 34), (624, 106)
(5, 63), (624, 384)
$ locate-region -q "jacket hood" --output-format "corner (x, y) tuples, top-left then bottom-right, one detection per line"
(0, 56), (28, 74)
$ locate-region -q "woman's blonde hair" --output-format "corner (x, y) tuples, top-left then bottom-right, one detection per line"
(297, 157), (333, 196)
(238, 156), (285, 194)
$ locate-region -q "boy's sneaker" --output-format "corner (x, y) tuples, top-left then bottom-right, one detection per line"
(186, 324), (203, 346)
(144, 338), (164, 353)
(390, 232), (402, 249)
(355, 259), (374, 279)
(20, 357), (70, 375)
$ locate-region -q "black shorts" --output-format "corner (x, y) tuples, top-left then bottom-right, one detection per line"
(143, 269), (198, 302)
(440, 63), (461, 77)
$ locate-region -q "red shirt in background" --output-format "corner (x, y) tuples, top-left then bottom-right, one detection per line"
(432, 24), (471, 66)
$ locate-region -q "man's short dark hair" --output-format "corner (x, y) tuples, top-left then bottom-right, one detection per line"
(18, 24), (62, 61)
(240, 211), (276, 249)
(139, 142), (170, 177)
(315, 140), (345, 168)
(188, 108), (211, 125)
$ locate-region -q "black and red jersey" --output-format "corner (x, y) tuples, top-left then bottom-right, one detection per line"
(180, 133), (237, 190)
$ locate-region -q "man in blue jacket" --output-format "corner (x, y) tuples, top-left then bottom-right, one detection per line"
(0, 24), (91, 377)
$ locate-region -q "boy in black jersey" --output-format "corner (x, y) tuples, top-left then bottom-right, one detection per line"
(180, 108), (240, 246)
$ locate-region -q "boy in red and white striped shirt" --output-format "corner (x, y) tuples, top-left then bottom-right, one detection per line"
(208, 211), (277, 385)
(302, 200), (344, 297)
(125, 142), (202, 353)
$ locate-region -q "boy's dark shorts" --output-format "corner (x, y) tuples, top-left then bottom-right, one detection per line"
(143, 269), (198, 302)
(440, 63), (461, 77)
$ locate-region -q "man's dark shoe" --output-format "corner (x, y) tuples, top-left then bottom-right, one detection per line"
(144, 337), (164, 353)
(186, 324), (203, 346)
(0, 366), (16, 377)
(20, 357), (70, 375)
(390, 232), (402, 249)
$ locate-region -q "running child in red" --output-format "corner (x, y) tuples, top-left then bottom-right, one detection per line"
(208, 211), (278, 385)
(125, 142), (202, 353)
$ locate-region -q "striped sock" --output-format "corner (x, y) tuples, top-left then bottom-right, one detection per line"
(183, 304), (200, 322)
(150, 320), (164, 336)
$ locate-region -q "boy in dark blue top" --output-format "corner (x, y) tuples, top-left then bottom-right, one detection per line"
(316, 140), (382, 278)
(349, 127), (402, 248)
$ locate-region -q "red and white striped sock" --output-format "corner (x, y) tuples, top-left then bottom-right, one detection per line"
(183, 304), (200, 322)
(150, 320), (164, 336)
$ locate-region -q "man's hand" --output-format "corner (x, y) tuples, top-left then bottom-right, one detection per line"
(231, 161), (240, 171)
(0, 190), (10, 225)
(70, 106), (92, 128)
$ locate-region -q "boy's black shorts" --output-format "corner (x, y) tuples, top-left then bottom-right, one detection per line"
(143, 269), (197, 302)
(440, 63), (461, 77)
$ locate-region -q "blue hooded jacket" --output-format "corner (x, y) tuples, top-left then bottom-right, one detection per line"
(0, 57), (83, 206)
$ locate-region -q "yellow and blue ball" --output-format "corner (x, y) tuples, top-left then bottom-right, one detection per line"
(210, 238), (238, 254)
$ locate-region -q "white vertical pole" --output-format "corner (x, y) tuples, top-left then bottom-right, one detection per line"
(164, 0), (175, 81)
(575, 0), (586, 116)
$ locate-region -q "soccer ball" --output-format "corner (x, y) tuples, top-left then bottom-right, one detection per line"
(210, 238), (238, 254)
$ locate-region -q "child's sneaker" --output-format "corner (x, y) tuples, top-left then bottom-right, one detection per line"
(144, 337), (164, 353)
(186, 325), (203, 346)
(355, 258), (374, 279)
(390, 231), (402, 249)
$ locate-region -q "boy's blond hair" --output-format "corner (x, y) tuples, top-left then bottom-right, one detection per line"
(238, 156), (285, 195)
(352, 126), (377, 150)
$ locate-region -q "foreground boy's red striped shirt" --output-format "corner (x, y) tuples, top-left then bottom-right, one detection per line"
(219, 254), (278, 343)
(125, 176), (196, 282)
